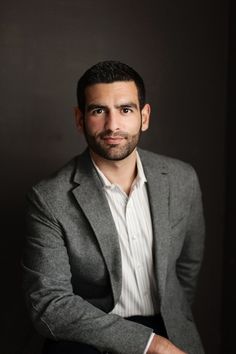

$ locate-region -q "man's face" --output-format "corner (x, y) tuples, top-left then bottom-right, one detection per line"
(76, 81), (150, 161)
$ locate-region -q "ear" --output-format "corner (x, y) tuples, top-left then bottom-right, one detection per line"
(141, 104), (151, 131)
(74, 107), (84, 133)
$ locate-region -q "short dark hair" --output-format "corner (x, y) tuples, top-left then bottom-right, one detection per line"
(76, 60), (146, 113)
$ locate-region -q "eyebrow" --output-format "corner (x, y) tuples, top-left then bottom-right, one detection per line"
(86, 102), (139, 112)
(116, 102), (139, 110)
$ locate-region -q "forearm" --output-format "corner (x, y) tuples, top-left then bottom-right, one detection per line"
(23, 273), (151, 353)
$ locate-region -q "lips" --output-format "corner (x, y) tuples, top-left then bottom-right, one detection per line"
(102, 136), (124, 144)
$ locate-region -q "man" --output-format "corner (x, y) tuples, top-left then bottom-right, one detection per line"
(22, 61), (205, 354)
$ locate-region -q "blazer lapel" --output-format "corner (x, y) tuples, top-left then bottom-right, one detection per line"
(71, 150), (122, 305)
(141, 151), (171, 303)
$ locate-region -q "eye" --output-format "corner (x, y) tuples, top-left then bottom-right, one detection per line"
(92, 108), (105, 116)
(121, 107), (132, 114)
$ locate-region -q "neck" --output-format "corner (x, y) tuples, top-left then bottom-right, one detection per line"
(90, 149), (137, 195)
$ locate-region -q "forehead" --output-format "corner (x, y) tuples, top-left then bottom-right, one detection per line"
(84, 81), (139, 105)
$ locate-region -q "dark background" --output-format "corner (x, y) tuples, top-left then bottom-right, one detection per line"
(0, 0), (234, 353)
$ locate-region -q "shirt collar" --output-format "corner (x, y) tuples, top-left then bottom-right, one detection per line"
(91, 150), (147, 190)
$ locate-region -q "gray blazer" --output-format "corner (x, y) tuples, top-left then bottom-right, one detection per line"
(22, 148), (205, 354)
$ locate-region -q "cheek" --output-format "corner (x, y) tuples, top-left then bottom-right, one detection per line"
(127, 120), (142, 133)
(85, 119), (103, 134)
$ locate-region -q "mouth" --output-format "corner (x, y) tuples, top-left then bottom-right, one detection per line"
(102, 136), (124, 144)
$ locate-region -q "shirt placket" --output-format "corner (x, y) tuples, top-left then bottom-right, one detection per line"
(125, 190), (146, 300)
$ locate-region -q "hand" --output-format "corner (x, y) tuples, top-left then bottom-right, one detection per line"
(147, 335), (187, 354)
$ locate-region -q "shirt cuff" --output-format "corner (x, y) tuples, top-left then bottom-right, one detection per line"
(143, 332), (155, 354)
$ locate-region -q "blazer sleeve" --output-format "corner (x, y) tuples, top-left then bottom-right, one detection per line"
(175, 167), (205, 305)
(22, 187), (152, 354)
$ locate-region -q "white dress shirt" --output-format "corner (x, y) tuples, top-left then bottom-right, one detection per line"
(92, 152), (159, 318)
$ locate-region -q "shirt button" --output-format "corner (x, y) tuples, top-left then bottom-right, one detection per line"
(132, 235), (136, 240)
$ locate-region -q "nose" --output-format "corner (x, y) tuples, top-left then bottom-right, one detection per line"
(104, 110), (120, 131)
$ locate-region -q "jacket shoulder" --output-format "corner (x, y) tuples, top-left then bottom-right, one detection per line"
(139, 149), (197, 178)
(32, 157), (77, 194)
(26, 156), (81, 215)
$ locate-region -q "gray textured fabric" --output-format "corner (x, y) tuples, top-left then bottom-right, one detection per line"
(22, 148), (205, 354)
